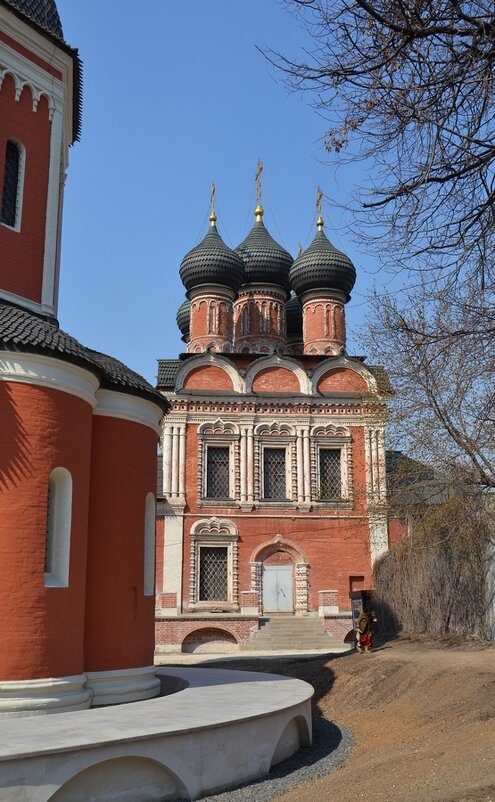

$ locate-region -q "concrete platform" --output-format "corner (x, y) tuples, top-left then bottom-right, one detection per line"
(0, 666), (313, 802)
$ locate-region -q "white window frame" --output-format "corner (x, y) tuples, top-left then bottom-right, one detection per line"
(261, 444), (291, 501)
(189, 518), (239, 611)
(44, 467), (72, 587)
(197, 543), (231, 603)
(1, 139), (26, 233)
(316, 446), (347, 501)
(203, 441), (235, 500)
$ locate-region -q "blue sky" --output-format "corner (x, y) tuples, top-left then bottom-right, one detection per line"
(56, 0), (381, 384)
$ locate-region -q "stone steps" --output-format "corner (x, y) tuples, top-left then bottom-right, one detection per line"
(242, 616), (345, 652)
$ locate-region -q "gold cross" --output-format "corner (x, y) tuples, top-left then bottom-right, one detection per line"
(255, 160), (263, 205)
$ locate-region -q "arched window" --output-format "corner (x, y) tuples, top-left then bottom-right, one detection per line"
(144, 492), (156, 596)
(44, 468), (73, 587)
(1, 140), (24, 229)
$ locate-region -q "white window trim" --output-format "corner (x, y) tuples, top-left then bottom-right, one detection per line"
(261, 443), (291, 501)
(189, 519), (239, 610)
(1, 138), (26, 233)
(196, 543), (232, 604)
(203, 440), (235, 500)
(316, 445), (348, 501)
(44, 467), (72, 588)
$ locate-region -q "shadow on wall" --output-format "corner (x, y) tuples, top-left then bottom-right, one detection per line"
(0, 384), (32, 490)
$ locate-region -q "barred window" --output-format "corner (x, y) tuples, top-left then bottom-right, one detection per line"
(319, 449), (342, 499)
(263, 448), (286, 500)
(206, 446), (230, 498)
(199, 546), (228, 601)
(1, 141), (21, 228)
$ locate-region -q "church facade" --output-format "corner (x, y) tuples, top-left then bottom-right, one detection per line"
(0, 0), (166, 715)
(156, 190), (402, 652)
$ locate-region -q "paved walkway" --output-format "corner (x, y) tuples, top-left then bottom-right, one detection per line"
(155, 644), (351, 665)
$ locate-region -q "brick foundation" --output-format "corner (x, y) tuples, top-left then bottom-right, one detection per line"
(321, 614), (353, 640)
(155, 617), (259, 652)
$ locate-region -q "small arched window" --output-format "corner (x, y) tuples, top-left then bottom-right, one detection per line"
(143, 492), (156, 596)
(44, 468), (73, 587)
(1, 140), (24, 229)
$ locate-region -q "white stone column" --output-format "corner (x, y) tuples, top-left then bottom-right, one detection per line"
(163, 426), (172, 498)
(41, 102), (64, 316)
(240, 426), (247, 503)
(303, 427), (311, 503)
(296, 429), (304, 504)
(171, 426), (179, 498)
(178, 424), (186, 502)
(247, 426), (254, 503)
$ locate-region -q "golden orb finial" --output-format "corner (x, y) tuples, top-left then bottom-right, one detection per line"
(209, 181), (217, 225)
(255, 159), (264, 220)
(316, 186), (324, 229)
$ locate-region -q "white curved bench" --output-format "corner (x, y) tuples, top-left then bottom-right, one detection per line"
(0, 666), (313, 802)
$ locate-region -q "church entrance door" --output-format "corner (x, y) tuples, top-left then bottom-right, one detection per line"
(262, 565), (293, 613)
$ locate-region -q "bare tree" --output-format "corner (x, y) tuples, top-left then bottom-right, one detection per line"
(267, 0), (495, 287)
(367, 281), (495, 488)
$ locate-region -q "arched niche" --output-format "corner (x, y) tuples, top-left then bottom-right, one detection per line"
(175, 354), (242, 392)
(245, 356), (310, 394)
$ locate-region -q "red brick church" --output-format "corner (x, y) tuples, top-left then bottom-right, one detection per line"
(155, 182), (403, 652)
(0, 0), (166, 715)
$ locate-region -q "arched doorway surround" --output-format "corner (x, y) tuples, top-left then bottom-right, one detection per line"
(250, 535), (310, 615)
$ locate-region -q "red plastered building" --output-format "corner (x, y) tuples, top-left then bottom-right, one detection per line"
(156, 198), (400, 653)
(0, 0), (167, 716)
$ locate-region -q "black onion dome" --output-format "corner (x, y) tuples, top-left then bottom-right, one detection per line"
(235, 220), (293, 293)
(176, 298), (191, 337)
(285, 293), (302, 339)
(179, 224), (245, 293)
(4, 0), (64, 39)
(289, 227), (356, 298)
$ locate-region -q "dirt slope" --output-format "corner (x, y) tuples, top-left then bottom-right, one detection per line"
(213, 637), (495, 802)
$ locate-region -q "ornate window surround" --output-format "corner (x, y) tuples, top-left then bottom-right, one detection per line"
(188, 517), (239, 611)
(310, 423), (353, 506)
(197, 420), (240, 505)
(254, 422), (296, 506)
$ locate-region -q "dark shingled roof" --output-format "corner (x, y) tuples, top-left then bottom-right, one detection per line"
(1, 0), (83, 143)
(157, 359), (181, 388)
(236, 220), (292, 293)
(3, 0), (63, 39)
(289, 227), (356, 298)
(285, 293), (302, 339)
(176, 298), (191, 337)
(179, 224), (245, 294)
(0, 303), (168, 410)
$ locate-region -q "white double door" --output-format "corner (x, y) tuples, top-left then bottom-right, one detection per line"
(262, 564), (294, 613)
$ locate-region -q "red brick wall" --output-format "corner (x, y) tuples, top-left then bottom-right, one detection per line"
(388, 516), (408, 549)
(84, 417), (157, 672)
(0, 380), (93, 681)
(155, 618), (259, 648)
(0, 75), (51, 304)
(317, 367), (369, 394)
(252, 367), (301, 393)
(322, 616), (354, 640)
(183, 365), (233, 391)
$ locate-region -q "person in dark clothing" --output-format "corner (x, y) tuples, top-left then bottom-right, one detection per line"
(356, 609), (377, 652)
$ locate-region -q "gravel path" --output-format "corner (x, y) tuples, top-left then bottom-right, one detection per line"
(172, 716), (354, 802)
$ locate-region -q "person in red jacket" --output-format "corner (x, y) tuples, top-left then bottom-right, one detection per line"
(356, 609), (377, 652)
